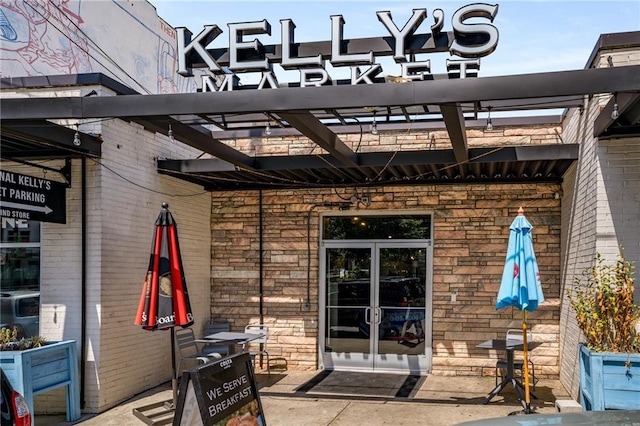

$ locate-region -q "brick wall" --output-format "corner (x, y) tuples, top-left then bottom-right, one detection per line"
(210, 182), (562, 378)
(86, 119), (211, 412)
(1, 85), (212, 413)
(80, 122), (210, 411)
(558, 49), (640, 400)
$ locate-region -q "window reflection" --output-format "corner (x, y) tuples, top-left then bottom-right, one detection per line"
(323, 215), (431, 240)
(1, 220), (40, 338)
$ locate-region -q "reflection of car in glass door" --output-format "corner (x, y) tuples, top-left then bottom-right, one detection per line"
(378, 276), (425, 345)
(347, 276), (424, 342)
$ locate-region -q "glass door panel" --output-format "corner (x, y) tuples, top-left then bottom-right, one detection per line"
(376, 247), (427, 360)
(324, 247), (373, 368)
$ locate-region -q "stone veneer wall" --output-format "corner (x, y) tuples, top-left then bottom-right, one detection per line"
(219, 122), (563, 157)
(207, 122), (565, 377)
(210, 182), (562, 378)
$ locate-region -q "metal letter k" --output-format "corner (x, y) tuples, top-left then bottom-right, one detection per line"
(177, 25), (222, 76)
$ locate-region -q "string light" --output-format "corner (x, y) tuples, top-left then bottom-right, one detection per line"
(486, 107), (493, 131)
(73, 126), (81, 146)
(371, 110), (378, 135)
(611, 93), (619, 120)
(265, 120), (272, 136)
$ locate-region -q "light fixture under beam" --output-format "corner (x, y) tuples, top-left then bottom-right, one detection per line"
(611, 93), (619, 120)
(371, 110), (378, 135)
(486, 106), (493, 131)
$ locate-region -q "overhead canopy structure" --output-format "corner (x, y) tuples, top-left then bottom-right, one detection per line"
(2, 33), (640, 191)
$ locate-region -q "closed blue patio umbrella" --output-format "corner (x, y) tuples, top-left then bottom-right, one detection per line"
(496, 207), (544, 413)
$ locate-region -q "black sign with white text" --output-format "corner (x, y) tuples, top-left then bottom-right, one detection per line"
(0, 170), (66, 224)
(173, 353), (266, 426)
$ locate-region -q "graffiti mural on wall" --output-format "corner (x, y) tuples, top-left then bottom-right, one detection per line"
(0, 0), (196, 94)
(0, 0), (91, 77)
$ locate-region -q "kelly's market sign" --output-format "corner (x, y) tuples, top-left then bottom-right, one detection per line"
(177, 3), (499, 91)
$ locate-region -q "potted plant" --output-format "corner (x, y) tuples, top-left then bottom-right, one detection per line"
(0, 326), (81, 421)
(0, 326), (48, 351)
(569, 253), (640, 410)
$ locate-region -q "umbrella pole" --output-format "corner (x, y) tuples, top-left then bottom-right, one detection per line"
(522, 311), (533, 413)
(171, 327), (178, 409)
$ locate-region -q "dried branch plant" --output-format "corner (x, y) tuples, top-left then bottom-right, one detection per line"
(569, 253), (639, 353)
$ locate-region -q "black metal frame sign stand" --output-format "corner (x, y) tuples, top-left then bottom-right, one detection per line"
(132, 353), (265, 426)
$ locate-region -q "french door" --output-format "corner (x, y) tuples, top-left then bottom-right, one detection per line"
(320, 241), (432, 374)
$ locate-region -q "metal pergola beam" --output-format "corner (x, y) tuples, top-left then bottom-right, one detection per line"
(3, 66), (639, 121)
(277, 111), (359, 167)
(156, 143), (579, 191)
(593, 92), (640, 138)
(440, 104), (468, 163)
(158, 143), (579, 174)
(1, 119), (102, 158)
(158, 158), (237, 173)
(131, 117), (256, 169)
(2, 63), (636, 192)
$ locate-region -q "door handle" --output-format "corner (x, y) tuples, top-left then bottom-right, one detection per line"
(364, 307), (372, 324)
(375, 307), (383, 324)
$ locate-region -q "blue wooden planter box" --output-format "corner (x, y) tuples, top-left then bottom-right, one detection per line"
(0, 340), (80, 423)
(579, 343), (640, 411)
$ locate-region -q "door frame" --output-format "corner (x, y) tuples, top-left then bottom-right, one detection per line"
(318, 212), (433, 374)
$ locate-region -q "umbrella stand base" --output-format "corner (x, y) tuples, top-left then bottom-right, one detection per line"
(483, 376), (538, 410)
(170, 378), (179, 410)
(508, 406), (537, 416)
(132, 399), (174, 425)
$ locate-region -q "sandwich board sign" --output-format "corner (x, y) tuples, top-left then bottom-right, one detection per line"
(173, 352), (266, 426)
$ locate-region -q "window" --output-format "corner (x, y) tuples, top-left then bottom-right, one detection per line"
(323, 215), (431, 240)
(0, 219), (40, 338)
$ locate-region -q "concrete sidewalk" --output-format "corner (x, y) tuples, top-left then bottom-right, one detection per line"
(36, 370), (572, 426)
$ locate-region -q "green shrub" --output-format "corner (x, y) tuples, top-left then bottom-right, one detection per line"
(569, 253), (639, 353)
